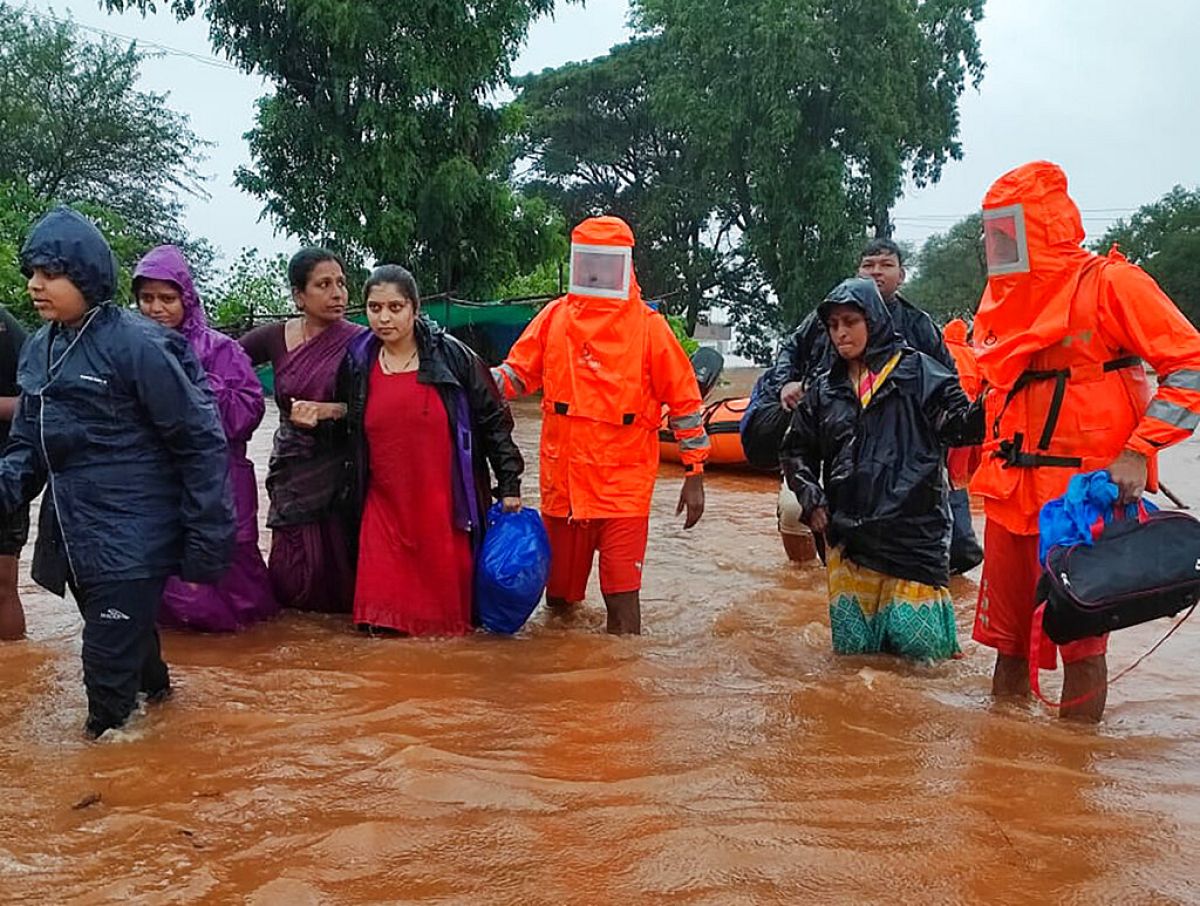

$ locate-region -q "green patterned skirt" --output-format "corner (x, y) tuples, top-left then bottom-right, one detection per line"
(825, 546), (961, 663)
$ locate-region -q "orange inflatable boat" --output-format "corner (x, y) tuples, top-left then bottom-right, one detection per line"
(659, 397), (751, 467)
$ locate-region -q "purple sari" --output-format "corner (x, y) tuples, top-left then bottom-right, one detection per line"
(265, 318), (364, 612)
(133, 245), (279, 633)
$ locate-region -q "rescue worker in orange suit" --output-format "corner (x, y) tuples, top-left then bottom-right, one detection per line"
(971, 161), (1200, 721)
(492, 216), (709, 635)
(943, 318), (984, 494)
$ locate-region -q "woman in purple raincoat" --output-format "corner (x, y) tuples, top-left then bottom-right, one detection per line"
(134, 245), (279, 631)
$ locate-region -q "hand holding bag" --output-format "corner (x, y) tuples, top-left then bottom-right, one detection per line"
(474, 503), (551, 634)
(1037, 505), (1200, 645)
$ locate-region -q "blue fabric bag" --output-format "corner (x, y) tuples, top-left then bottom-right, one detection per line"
(475, 504), (551, 634)
(1037, 470), (1157, 566)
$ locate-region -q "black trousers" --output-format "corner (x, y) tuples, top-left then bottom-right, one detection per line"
(69, 577), (169, 737)
(949, 488), (982, 554)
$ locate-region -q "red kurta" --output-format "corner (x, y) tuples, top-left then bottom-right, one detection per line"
(353, 363), (473, 636)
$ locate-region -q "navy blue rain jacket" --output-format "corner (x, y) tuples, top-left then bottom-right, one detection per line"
(1, 207), (234, 593)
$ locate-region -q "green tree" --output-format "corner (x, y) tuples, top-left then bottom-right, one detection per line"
(1095, 186), (1200, 327)
(105, 0), (564, 298)
(632, 0), (985, 353)
(207, 247), (293, 332)
(0, 3), (211, 269)
(904, 213), (985, 321)
(516, 39), (736, 334)
(494, 254), (567, 300)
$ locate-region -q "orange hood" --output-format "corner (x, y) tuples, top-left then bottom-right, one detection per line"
(973, 161), (1097, 389)
(943, 318), (968, 346)
(563, 215), (647, 387)
(566, 215), (642, 311)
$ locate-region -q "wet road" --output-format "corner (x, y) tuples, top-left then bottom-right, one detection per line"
(2, 371), (1199, 904)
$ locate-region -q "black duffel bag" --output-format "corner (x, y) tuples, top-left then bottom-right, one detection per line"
(1038, 508), (1200, 645)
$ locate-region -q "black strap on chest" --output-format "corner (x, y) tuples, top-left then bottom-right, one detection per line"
(992, 355), (1142, 469)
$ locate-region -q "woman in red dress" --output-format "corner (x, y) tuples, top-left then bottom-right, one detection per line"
(339, 265), (524, 636)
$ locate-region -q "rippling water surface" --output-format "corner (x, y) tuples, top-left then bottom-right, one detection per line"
(2, 371), (1199, 904)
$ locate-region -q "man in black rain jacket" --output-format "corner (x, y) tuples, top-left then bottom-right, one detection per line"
(743, 238), (983, 573)
(1, 207), (234, 738)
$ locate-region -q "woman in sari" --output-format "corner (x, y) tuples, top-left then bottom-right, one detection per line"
(240, 248), (365, 612)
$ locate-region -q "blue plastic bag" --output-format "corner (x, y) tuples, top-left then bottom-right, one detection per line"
(475, 503), (551, 634)
(1037, 470), (1157, 566)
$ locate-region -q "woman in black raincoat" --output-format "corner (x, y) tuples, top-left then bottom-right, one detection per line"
(781, 278), (982, 662)
(0, 208), (233, 738)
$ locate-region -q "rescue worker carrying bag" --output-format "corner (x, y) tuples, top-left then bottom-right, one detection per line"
(1037, 506), (1200, 645)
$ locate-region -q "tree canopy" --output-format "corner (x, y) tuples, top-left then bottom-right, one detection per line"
(630, 0), (985, 355)
(903, 213), (985, 322)
(0, 3), (216, 326)
(0, 3), (209, 261)
(1095, 186), (1200, 327)
(516, 39), (734, 334)
(98, 0), (988, 358)
(106, 0), (567, 299)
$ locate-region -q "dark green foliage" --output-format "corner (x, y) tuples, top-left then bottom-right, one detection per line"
(1095, 186), (1200, 327)
(516, 39), (733, 334)
(632, 0), (985, 355)
(107, 0), (567, 298)
(0, 3), (211, 270)
(206, 247), (293, 331)
(904, 213), (986, 322)
(102, 0), (987, 360)
(0, 3), (216, 326)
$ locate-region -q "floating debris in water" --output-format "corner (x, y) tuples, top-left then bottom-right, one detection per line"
(71, 792), (101, 810)
(858, 667), (881, 689)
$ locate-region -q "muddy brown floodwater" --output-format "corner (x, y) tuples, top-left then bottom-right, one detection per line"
(2, 369), (1200, 905)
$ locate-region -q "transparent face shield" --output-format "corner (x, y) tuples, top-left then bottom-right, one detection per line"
(982, 204), (1030, 276)
(568, 243), (632, 299)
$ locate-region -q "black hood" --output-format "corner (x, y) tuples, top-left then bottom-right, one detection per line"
(20, 207), (119, 308)
(817, 277), (900, 371)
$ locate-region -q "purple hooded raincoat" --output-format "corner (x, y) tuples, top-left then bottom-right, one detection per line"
(133, 245), (279, 631)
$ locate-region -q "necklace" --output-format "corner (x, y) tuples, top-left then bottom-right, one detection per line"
(379, 345), (418, 375)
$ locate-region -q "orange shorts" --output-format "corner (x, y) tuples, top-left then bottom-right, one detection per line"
(973, 519), (1108, 669)
(544, 515), (649, 602)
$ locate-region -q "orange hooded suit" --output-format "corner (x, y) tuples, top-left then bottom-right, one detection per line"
(943, 318), (982, 488)
(971, 161), (1200, 535)
(492, 216), (709, 519)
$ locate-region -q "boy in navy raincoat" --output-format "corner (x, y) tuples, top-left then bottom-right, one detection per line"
(0, 207), (234, 738)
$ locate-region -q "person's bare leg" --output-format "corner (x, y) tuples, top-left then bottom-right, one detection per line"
(546, 595), (579, 615)
(603, 591), (640, 635)
(0, 555), (25, 641)
(992, 653), (1030, 697)
(781, 532), (817, 564)
(1060, 655), (1107, 722)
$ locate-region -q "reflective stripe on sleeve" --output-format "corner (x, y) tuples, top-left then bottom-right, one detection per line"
(1162, 369), (1200, 392)
(496, 363), (525, 395)
(1146, 398), (1200, 431)
(668, 411), (704, 431)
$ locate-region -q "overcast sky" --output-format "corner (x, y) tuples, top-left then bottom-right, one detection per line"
(29, 0), (1200, 268)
